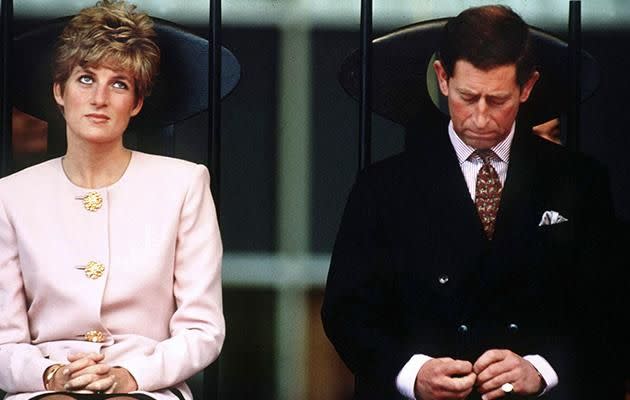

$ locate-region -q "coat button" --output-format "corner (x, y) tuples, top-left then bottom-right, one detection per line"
(77, 261), (106, 279)
(458, 324), (469, 334)
(84, 330), (105, 343)
(77, 192), (103, 211)
(508, 323), (519, 332)
(438, 275), (449, 285)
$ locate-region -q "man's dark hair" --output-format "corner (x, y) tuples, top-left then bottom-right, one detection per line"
(437, 5), (536, 86)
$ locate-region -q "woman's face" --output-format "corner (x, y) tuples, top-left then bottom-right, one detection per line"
(53, 65), (144, 147)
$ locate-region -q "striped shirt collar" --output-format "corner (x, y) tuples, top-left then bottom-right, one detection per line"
(448, 121), (515, 165)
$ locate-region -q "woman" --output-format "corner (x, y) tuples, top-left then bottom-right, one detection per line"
(0, 1), (224, 399)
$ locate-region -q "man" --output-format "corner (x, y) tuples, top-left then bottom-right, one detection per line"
(322, 5), (618, 400)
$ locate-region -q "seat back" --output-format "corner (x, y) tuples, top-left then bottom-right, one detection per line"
(338, 18), (599, 131)
(12, 16), (239, 159)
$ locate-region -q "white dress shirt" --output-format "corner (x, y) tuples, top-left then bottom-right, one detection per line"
(395, 121), (559, 399)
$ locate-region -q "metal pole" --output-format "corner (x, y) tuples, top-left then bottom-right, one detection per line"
(567, 0), (581, 151)
(210, 0), (222, 213)
(206, 1), (221, 399)
(1, 0), (13, 177)
(358, 0), (372, 171)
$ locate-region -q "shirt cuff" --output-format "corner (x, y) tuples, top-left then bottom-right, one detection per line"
(523, 354), (558, 395)
(395, 354), (433, 399)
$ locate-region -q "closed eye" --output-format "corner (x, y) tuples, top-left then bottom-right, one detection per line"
(458, 91), (479, 103)
(488, 97), (509, 106)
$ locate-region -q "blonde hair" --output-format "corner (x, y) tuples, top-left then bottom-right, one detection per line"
(53, 0), (160, 99)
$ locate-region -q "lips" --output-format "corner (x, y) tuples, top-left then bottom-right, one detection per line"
(85, 113), (110, 122)
(465, 128), (497, 137)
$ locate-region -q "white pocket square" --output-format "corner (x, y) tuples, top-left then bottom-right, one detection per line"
(538, 210), (568, 226)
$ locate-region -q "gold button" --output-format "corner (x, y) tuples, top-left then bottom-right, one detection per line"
(77, 261), (105, 279)
(84, 330), (105, 343)
(77, 192), (103, 211)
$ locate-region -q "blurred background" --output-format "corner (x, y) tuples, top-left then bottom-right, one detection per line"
(7, 0), (630, 399)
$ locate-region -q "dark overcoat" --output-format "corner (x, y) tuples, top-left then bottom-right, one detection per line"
(322, 121), (619, 400)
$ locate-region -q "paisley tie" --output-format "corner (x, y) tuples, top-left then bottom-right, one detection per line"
(474, 149), (503, 240)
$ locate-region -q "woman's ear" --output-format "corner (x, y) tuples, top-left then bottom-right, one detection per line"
(53, 82), (64, 107)
(131, 96), (144, 117)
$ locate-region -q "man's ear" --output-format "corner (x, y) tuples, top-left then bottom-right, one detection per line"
(130, 96), (144, 117)
(53, 82), (64, 107)
(433, 60), (450, 97)
(519, 71), (540, 103)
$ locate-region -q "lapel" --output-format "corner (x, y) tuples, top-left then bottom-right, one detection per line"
(471, 124), (547, 308)
(406, 119), (485, 246)
(404, 121), (552, 320)
(404, 121), (487, 318)
(493, 124), (540, 243)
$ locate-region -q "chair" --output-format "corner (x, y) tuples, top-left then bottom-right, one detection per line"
(337, 18), (600, 147)
(11, 16), (240, 159)
(2, 13), (240, 400)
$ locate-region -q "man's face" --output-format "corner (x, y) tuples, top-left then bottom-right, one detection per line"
(434, 59), (538, 149)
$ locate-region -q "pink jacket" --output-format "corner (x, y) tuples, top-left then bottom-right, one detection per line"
(0, 151), (225, 400)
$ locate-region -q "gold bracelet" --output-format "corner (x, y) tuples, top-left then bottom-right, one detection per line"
(44, 364), (64, 390)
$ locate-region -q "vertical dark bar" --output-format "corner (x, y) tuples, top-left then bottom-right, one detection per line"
(1, 0), (13, 177)
(160, 125), (175, 157)
(209, 0), (221, 212)
(358, 0), (372, 171)
(206, 1), (221, 400)
(567, 1), (581, 151)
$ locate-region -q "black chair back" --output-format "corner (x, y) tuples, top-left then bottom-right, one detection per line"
(338, 18), (599, 142)
(12, 17), (239, 158)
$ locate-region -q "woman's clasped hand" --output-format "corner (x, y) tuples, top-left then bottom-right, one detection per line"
(45, 353), (138, 394)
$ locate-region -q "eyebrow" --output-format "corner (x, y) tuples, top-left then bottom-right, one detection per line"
(457, 89), (510, 100)
(111, 74), (132, 82)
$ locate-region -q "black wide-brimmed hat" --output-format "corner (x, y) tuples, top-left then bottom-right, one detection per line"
(339, 18), (599, 127)
(12, 16), (240, 127)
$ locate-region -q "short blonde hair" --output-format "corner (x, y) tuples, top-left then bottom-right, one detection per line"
(53, 0), (160, 99)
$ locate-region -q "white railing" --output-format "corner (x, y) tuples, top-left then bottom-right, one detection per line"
(222, 251), (330, 288)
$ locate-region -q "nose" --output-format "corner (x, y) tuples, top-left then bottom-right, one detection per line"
(473, 98), (489, 128)
(90, 84), (109, 107)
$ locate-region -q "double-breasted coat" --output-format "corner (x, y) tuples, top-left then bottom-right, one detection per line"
(321, 122), (618, 400)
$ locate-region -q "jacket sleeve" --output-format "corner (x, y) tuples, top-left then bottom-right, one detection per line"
(321, 170), (409, 391)
(116, 164), (225, 391)
(0, 193), (57, 393)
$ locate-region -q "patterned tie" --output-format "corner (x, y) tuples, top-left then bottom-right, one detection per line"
(474, 149), (503, 240)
